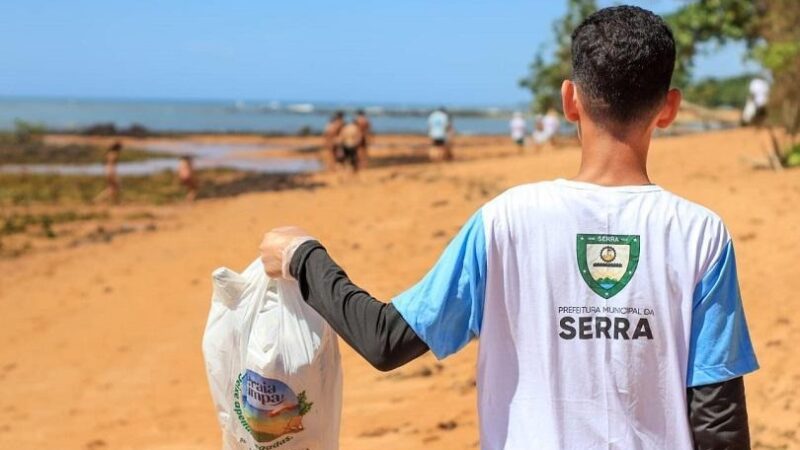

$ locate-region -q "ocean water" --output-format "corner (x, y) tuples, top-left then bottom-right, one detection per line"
(0, 97), (731, 176)
(0, 140), (323, 176)
(0, 98), (528, 135)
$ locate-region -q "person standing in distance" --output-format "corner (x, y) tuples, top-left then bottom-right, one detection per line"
(323, 111), (345, 171)
(428, 107), (451, 162)
(355, 109), (372, 170)
(509, 112), (528, 152)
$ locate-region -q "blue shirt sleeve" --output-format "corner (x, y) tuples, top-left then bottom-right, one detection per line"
(687, 240), (758, 387)
(391, 210), (487, 359)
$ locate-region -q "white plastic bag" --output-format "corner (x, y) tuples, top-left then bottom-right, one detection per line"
(202, 258), (342, 450)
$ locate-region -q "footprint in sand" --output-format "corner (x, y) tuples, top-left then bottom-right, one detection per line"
(738, 232), (757, 242)
(437, 420), (458, 431)
(360, 426), (399, 438)
(85, 439), (107, 450)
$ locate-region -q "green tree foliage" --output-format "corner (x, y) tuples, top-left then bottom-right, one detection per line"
(519, 0), (597, 113)
(519, 0), (761, 112)
(520, 0), (799, 155)
(664, 0), (762, 88)
(683, 74), (752, 108)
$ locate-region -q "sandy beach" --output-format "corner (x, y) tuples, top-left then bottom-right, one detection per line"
(0, 128), (798, 450)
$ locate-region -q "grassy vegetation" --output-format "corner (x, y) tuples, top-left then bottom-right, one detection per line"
(0, 135), (166, 165)
(0, 120), (166, 164)
(784, 143), (800, 167)
(0, 168), (321, 207)
(2, 210), (110, 238)
(0, 171), (196, 205)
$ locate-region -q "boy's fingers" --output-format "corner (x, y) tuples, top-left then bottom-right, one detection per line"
(259, 227), (315, 279)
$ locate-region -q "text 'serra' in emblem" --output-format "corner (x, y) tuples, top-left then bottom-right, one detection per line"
(576, 234), (640, 298)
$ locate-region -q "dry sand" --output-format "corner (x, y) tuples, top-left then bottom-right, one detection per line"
(0, 128), (798, 450)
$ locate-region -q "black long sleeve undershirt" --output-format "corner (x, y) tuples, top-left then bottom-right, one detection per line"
(289, 240), (751, 447)
(688, 376), (751, 449)
(289, 240), (429, 371)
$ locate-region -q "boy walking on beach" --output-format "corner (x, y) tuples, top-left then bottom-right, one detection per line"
(260, 6), (757, 449)
(95, 141), (122, 203)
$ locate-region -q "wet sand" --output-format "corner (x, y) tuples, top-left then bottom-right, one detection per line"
(0, 128), (798, 449)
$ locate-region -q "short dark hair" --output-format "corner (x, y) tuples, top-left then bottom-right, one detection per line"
(108, 141), (122, 152)
(571, 6), (675, 126)
(356, 109), (365, 115)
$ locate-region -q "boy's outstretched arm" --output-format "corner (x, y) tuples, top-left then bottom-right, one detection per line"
(289, 240), (430, 371)
(262, 211), (487, 370)
(688, 377), (751, 450)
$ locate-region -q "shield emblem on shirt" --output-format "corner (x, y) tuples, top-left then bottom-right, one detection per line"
(576, 234), (640, 299)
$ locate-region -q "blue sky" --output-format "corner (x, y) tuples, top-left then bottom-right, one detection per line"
(0, 0), (760, 105)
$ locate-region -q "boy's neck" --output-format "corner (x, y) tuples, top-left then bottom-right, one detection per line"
(572, 120), (653, 187)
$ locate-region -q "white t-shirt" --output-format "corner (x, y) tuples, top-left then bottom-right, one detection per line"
(749, 78), (770, 107)
(533, 115), (560, 144)
(428, 111), (450, 140)
(393, 179), (758, 449)
(510, 117), (527, 140)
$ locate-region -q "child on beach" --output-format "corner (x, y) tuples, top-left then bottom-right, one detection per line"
(259, 6), (756, 449)
(95, 141), (122, 203)
(177, 155), (198, 202)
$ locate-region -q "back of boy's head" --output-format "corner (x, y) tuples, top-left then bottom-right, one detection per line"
(571, 6), (675, 128)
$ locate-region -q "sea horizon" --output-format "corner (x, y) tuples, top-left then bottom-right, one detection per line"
(0, 96), (533, 135)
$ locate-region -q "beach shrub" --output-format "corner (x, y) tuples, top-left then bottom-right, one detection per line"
(783, 144), (800, 168)
(12, 119), (46, 144)
(684, 75), (752, 108)
(127, 123), (151, 137)
(519, 0), (596, 113)
(83, 122), (118, 135)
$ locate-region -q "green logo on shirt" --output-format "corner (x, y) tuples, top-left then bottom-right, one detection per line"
(576, 234), (640, 298)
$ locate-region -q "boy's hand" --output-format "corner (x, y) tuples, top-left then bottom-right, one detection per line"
(259, 226), (315, 279)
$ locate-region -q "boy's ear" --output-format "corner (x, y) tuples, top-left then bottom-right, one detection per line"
(655, 89), (682, 129)
(561, 80), (581, 122)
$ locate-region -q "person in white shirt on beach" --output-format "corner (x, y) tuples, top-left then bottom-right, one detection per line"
(428, 107), (453, 161)
(260, 6), (757, 449)
(533, 108), (561, 151)
(509, 112), (527, 151)
(742, 76), (770, 126)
